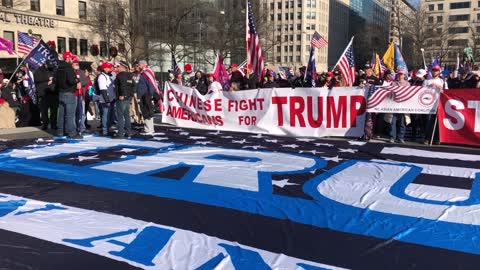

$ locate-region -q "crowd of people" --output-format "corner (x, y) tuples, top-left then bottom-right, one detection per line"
(0, 53), (474, 144)
(0, 52), (160, 139)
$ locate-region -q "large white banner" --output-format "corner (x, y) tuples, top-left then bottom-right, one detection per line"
(366, 85), (440, 114)
(162, 82), (368, 137)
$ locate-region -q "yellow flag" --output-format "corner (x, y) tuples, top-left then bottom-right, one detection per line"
(374, 53), (381, 77)
(382, 43), (395, 70)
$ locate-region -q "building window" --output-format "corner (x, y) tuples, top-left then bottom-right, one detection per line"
(311, 12), (316, 19)
(3, 31), (14, 52)
(277, 24), (281, 31)
(296, 45), (301, 51)
(449, 14), (470, 22)
(290, 12), (293, 20)
(450, 2), (471, 9)
(277, 13), (282, 20)
(449, 27), (469, 34)
(100, 41), (107, 57)
(289, 45), (293, 51)
(285, 13), (288, 20)
(30, 0), (40, 11)
(57, 37), (66, 54)
(79, 39), (88, 55)
(437, 16), (442, 23)
(277, 2), (282, 9)
(428, 4), (434, 11)
(284, 24), (288, 31)
(296, 56), (301, 62)
(68, 38), (77, 55)
(297, 24), (301, 30)
(270, 2), (274, 10)
(270, 14), (274, 21)
(428, 16), (433, 23)
(289, 35), (293, 41)
(284, 35), (288, 41)
(2, 0), (12, 7)
(79, 1), (87, 19)
(289, 24), (293, 30)
(284, 56), (288, 62)
(118, 43), (125, 54)
(448, 39), (469, 46)
(276, 56), (281, 63)
(277, 46), (281, 52)
(296, 34), (301, 41)
(438, 4), (443, 10)
(99, 5), (107, 23)
(289, 56), (293, 62)
(297, 12), (301, 19)
(117, 7), (125, 25)
(276, 35), (281, 42)
(284, 45), (288, 52)
(56, 0), (64, 15)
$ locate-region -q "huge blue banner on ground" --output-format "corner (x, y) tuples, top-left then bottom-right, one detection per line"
(0, 126), (479, 269)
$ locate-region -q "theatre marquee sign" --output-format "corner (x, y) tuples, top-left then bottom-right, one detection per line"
(0, 12), (56, 28)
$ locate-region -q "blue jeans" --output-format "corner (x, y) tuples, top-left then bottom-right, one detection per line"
(57, 92), (77, 137)
(115, 98), (131, 136)
(389, 114), (406, 140)
(99, 102), (114, 135)
(76, 95), (86, 133)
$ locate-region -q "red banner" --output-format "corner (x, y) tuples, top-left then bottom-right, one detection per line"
(438, 89), (480, 146)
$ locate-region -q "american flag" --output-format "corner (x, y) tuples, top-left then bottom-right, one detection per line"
(335, 38), (355, 86)
(142, 66), (164, 112)
(246, 1), (264, 79)
(171, 53), (181, 75)
(311, 31), (328, 49)
(238, 59), (247, 76)
(367, 85), (424, 109)
(18, 31), (39, 55)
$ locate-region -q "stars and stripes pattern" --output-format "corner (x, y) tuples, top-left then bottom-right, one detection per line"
(142, 66), (164, 112)
(238, 59), (247, 76)
(367, 85), (424, 109)
(17, 31), (39, 55)
(171, 53), (181, 75)
(1, 122), (480, 269)
(311, 31), (328, 49)
(336, 38), (355, 86)
(246, 1), (265, 79)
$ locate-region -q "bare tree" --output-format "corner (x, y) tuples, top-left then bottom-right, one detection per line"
(467, 21), (480, 62)
(402, 6), (458, 67)
(88, 0), (143, 64)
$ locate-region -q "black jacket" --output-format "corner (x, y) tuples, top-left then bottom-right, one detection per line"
(230, 71), (245, 85)
(263, 80), (278, 88)
(115, 71), (135, 98)
(34, 66), (54, 96)
(191, 75), (208, 95)
(54, 61), (77, 93)
(354, 75), (381, 86)
(245, 73), (260, 89)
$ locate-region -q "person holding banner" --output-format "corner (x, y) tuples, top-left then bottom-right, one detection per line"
(55, 51), (81, 139)
(423, 65), (448, 145)
(207, 73), (223, 94)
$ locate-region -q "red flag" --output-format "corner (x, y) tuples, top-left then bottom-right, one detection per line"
(142, 66), (164, 112)
(213, 54), (230, 91)
(0, 37), (13, 55)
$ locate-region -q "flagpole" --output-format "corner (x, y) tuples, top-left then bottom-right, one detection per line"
(6, 44), (36, 85)
(245, 0), (249, 70)
(333, 36), (354, 70)
(304, 46), (313, 80)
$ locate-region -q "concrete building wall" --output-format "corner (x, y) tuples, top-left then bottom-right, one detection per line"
(0, 0), (128, 70)
(263, 0), (330, 72)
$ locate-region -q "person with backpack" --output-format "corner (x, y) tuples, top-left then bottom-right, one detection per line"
(113, 61), (135, 139)
(95, 62), (115, 136)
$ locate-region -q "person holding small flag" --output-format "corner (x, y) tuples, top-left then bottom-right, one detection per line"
(423, 65), (448, 145)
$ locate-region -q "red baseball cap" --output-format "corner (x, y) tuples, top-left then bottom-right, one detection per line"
(432, 65), (441, 71)
(326, 71), (334, 77)
(72, 56), (79, 64)
(230, 63), (238, 68)
(101, 62), (113, 70)
(63, 51), (74, 60)
(184, 63), (192, 72)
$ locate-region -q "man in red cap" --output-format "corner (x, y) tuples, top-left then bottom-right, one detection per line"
(319, 71), (338, 89)
(182, 63), (195, 86)
(55, 51), (82, 139)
